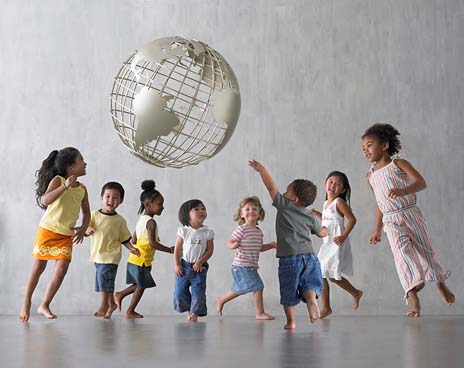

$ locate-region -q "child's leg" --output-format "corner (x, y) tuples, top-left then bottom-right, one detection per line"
(19, 259), (48, 322)
(104, 292), (118, 319)
(302, 290), (320, 323)
(253, 289), (274, 320)
(188, 266), (207, 322)
(436, 282), (455, 305)
(114, 284), (136, 312)
(283, 306), (296, 330)
(94, 292), (109, 317)
(406, 288), (421, 317)
(216, 291), (240, 316)
(38, 260), (70, 319)
(320, 278), (332, 318)
(330, 277), (363, 311)
(126, 287), (145, 318)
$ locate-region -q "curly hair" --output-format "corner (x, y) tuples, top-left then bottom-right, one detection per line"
(233, 196), (265, 225)
(362, 123), (401, 156)
(291, 179), (317, 207)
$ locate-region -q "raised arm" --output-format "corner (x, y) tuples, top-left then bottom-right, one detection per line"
(389, 159), (426, 198)
(41, 175), (77, 207)
(248, 160), (278, 200)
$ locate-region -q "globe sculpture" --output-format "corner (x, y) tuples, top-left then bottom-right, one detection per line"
(110, 36), (241, 168)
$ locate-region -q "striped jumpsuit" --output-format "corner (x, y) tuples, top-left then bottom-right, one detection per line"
(369, 160), (448, 298)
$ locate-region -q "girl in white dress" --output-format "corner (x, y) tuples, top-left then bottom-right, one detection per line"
(311, 171), (362, 318)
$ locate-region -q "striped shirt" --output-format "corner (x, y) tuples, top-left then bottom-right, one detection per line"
(231, 225), (263, 268)
(369, 160), (416, 214)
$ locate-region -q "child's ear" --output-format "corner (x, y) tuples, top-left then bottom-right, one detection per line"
(382, 141), (390, 151)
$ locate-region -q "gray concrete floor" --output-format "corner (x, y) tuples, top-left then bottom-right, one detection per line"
(1, 315), (463, 368)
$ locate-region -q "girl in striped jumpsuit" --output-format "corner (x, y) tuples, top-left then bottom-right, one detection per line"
(362, 124), (454, 317)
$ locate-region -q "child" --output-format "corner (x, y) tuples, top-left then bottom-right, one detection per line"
(216, 196), (276, 320)
(19, 147), (90, 322)
(311, 171), (363, 318)
(86, 182), (140, 319)
(173, 199), (214, 322)
(249, 160), (328, 329)
(362, 123), (455, 317)
(114, 180), (174, 318)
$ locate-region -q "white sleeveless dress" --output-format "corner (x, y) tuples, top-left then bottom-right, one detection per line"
(317, 197), (353, 280)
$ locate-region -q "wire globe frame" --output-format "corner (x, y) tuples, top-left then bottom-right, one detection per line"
(110, 37), (241, 168)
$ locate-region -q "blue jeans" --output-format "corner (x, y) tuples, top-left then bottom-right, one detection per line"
(173, 259), (208, 316)
(231, 266), (264, 294)
(95, 263), (118, 292)
(278, 253), (323, 306)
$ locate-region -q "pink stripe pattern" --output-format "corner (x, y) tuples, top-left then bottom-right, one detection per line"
(369, 161), (448, 297)
(231, 225), (263, 268)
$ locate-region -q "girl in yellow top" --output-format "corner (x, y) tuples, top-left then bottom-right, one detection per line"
(19, 147), (90, 322)
(114, 180), (174, 318)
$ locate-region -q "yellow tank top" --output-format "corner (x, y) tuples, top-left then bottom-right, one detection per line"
(39, 176), (86, 236)
(127, 215), (158, 266)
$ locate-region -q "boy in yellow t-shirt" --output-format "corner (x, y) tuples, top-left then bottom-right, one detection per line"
(86, 182), (140, 319)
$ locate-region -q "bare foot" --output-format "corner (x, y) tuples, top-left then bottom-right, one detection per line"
(319, 308), (332, 319)
(93, 311), (106, 318)
(284, 321), (296, 330)
(126, 311), (143, 318)
(406, 290), (421, 318)
(216, 297), (224, 316)
(104, 305), (117, 319)
(19, 301), (31, 322)
(256, 313), (275, 320)
(437, 283), (455, 305)
(353, 290), (363, 311)
(308, 299), (320, 323)
(187, 314), (198, 322)
(114, 292), (122, 312)
(37, 305), (57, 319)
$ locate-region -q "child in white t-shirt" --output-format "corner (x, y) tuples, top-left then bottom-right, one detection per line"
(173, 199), (214, 322)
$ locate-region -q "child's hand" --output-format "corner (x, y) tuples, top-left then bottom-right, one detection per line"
(170, 246), (176, 254)
(193, 262), (203, 272)
(72, 226), (86, 244)
(175, 264), (184, 276)
(130, 247), (141, 257)
(248, 160), (264, 172)
(65, 175), (77, 189)
(269, 241), (277, 249)
(228, 240), (240, 249)
(333, 235), (346, 246)
(310, 209), (322, 218)
(85, 227), (96, 236)
(388, 188), (407, 199)
(368, 231), (382, 245)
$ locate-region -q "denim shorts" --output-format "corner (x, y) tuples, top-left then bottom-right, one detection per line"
(95, 263), (118, 292)
(126, 262), (156, 289)
(231, 266), (264, 294)
(278, 253), (323, 306)
(173, 259), (208, 316)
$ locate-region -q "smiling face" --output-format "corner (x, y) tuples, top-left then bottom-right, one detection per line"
(325, 176), (345, 200)
(101, 188), (123, 214)
(189, 203), (207, 227)
(240, 202), (259, 226)
(362, 135), (389, 163)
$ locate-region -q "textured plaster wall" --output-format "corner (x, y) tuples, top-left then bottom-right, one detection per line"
(0, 0), (463, 316)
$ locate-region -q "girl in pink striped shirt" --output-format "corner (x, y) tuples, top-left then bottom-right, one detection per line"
(216, 196), (276, 320)
(362, 123), (455, 317)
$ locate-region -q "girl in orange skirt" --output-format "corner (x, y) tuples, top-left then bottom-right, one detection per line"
(19, 147), (90, 322)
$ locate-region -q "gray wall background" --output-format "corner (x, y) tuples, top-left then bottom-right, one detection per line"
(0, 0), (462, 316)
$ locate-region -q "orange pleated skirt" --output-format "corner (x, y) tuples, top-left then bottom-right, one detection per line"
(32, 227), (73, 261)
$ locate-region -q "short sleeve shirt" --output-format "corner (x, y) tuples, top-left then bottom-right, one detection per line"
(177, 225), (214, 263)
(231, 225), (263, 268)
(272, 192), (321, 257)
